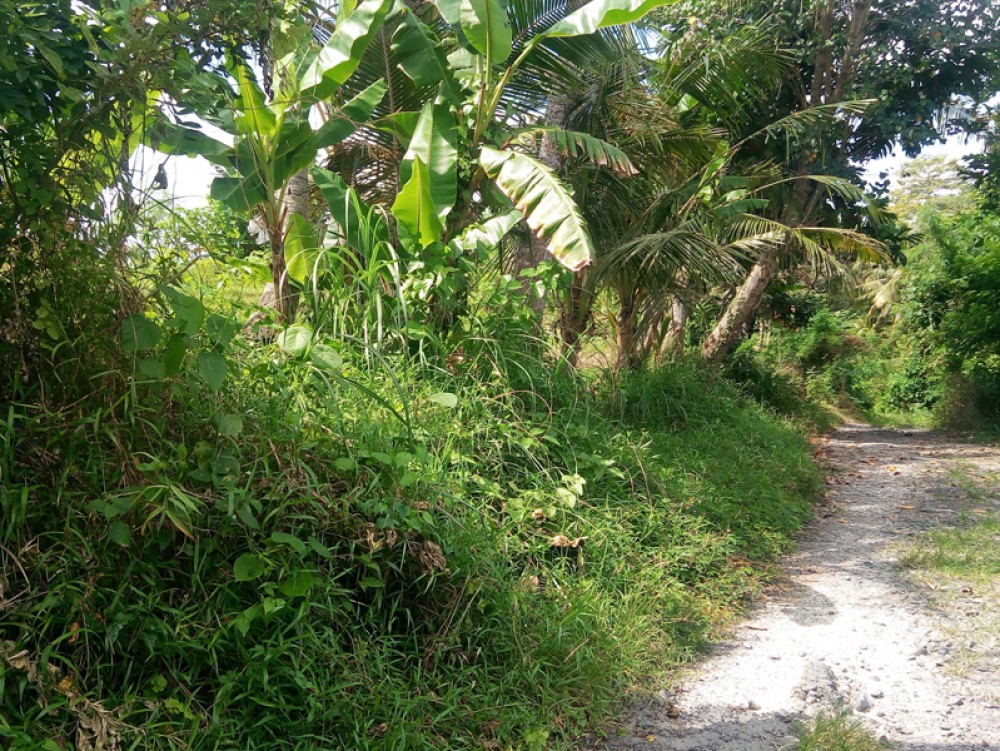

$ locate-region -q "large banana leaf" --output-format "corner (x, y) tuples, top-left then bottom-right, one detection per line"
(298, 0), (395, 102)
(150, 121), (234, 169)
(285, 214), (321, 284)
(210, 175), (269, 213)
(448, 209), (522, 254)
(543, 0), (675, 38)
(391, 13), (463, 99)
(392, 156), (444, 247)
(232, 60), (277, 137)
(436, 0), (513, 63)
(398, 100), (457, 221)
(313, 79), (389, 149)
(480, 146), (593, 271)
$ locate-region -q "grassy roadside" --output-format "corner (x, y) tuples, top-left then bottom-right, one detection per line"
(1, 330), (822, 750)
(897, 463), (1000, 682)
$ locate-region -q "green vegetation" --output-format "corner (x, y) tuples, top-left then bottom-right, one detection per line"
(796, 711), (891, 751)
(1, 301), (820, 748)
(901, 466), (1000, 579)
(2, 0), (999, 748)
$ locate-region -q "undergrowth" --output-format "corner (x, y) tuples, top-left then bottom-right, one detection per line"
(0, 295), (821, 751)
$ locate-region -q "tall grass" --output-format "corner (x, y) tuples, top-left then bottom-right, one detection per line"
(1, 288), (821, 750)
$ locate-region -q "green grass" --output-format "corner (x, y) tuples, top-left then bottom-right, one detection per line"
(900, 466), (1000, 578)
(0, 314), (822, 750)
(796, 711), (890, 751)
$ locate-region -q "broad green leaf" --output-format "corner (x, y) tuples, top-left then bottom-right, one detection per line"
(162, 286), (205, 334)
(429, 391), (458, 408)
(214, 414), (244, 437)
(437, 0), (512, 63)
(198, 351), (228, 392)
(276, 324), (314, 356)
(121, 314), (161, 352)
(543, 0), (676, 38)
(279, 571), (315, 598)
(210, 175), (269, 213)
(163, 333), (187, 375)
(271, 118), (318, 187)
(391, 13), (463, 98)
(480, 146), (593, 271)
(285, 214), (320, 284)
(373, 111), (422, 147)
(149, 120), (234, 169)
(334, 457), (358, 471)
(399, 100), (457, 222)
(391, 156), (443, 247)
(205, 314), (238, 348)
(309, 344), (344, 371)
(108, 520), (131, 546)
(271, 531), (308, 556)
(234, 554), (266, 581)
(312, 167), (390, 251)
(232, 60), (277, 137)
(138, 357), (166, 380)
(298, 0), (394, 102)
(448, 209), (522, 254)
(313, 79), (388, 150)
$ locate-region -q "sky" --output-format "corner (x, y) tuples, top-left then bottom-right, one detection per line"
(862, 133), (984, 190)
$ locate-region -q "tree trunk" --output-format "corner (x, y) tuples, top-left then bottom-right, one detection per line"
(701, 245), (781, 368)
(658, 294), (688, 363)
(638, 305), (666, 363)
(559, 269), (591, 366)
(615, 288), (641, 372)
(514, 95), (571, 313)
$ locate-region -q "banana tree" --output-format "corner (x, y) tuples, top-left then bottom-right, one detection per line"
(150, 0), (394, 322)
(377, 0), (678, 274)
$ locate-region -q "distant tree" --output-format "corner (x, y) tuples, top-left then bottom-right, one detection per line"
(662, 0), (1000, 366)
(889, 154), (974, 226)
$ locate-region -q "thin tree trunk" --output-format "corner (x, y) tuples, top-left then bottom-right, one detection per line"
(514, 95), (571, 313)
(638, 305), (666, 363)
(615, 288), (641, 372)
(659, 294), (688, 363)
(559, 269), (591, 366)
(701, 244), (781, 368)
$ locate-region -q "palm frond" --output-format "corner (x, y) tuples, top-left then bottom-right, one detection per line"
(508, 127), (637, 175)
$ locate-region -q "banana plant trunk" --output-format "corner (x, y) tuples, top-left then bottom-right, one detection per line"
(271, 168), (310, 323)
(701, 244), (780, 368)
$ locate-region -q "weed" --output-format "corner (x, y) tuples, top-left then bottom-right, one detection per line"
(796, 710), (890, 751)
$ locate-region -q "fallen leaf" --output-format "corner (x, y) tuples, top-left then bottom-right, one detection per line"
(549, 534), (587, 548)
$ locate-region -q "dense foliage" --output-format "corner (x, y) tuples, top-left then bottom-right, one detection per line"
(1, 0), (998, 748)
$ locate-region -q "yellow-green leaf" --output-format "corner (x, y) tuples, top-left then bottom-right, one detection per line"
(480, 146), (593, 271)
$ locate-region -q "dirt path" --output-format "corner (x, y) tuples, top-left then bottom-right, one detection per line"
(592, 424), (1000, 751)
